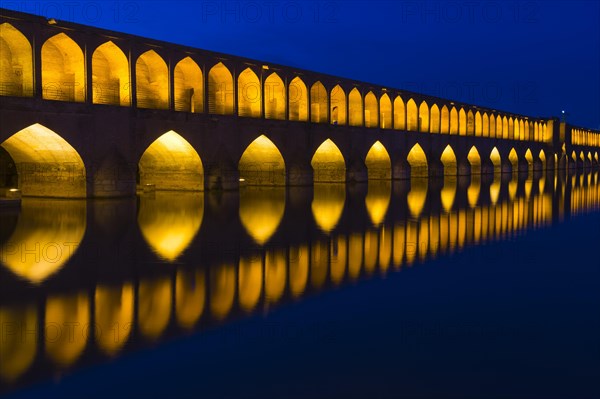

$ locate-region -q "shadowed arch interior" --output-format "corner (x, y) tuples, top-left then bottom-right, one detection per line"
(42, 33), (85, 102)
(239, 135), (285, 185)
(0, 23), (33, 97)
(92, 41), (130, 106)
(365, 141), (391, 180)
(311, 139), (346, 183)
(138, 130), (203, 191)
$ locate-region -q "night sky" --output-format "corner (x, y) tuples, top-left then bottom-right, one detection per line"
(2, 0), (599, 129)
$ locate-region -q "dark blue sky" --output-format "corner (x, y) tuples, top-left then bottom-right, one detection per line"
(3, 0), (599, 128)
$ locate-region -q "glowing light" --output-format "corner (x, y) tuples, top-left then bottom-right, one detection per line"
(0, 305), (37, 381)
(92, 41), (130, 106)
(365, 141), (392, 180)
(210, 263), (235, 319)
(238, 255), (262, 311)
(176, 269), (205, 328)
(312, 139), (346, 183)
(312, 183), (345, 232)
(365, 181), (391, 225)
(238, 135), (285, 185)
(0, 23), (33, 97)
(136, 50), (169, 109)
(239, 186), (285, 244)
(138, 278), (171, 340)
(42, 33), (85, 102)
(45, 292), (89, 366)
(95, 284), (133, 355)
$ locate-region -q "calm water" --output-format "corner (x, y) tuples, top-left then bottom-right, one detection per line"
(1, 171), (599, 398)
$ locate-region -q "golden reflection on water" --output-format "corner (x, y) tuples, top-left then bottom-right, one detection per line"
(0, 305), (37, 382)
(138, 192), (203, 262)
(312, 183), (345, 232)
(210, 263), (235, 319)
(468, 176), (481, 208)
(441, 176), (457, 212)
(0, 199), (86, 283)
(365, 181), (391, 226)
(239, 186), (285, 245)
(238, 255), (262, 312)
(138, 277), (171, 340)
(175, 269), (205, 329)
(45, 292), (89, 366)
(407, 178), (428, 218)
(94, 284), (134, 355)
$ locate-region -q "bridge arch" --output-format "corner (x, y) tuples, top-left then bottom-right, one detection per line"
(92, 41), (130, 106)
(238, 68), (261, 117)
(311, 139), (345, 182)
(174, 57), (203, 113)
(430, 104), (440, 133)
(264, 72), (285, 120)
(365, 141), (391, 180)
(42, 33), (85, 102)
(490, 147), (502, 173)
(364, 91), (378, 128)
(310, 81), (328, 123)
(467, 146), (482, 174)
(208, 62), (234, 114)
(406, 99), (418, 131)
(475, 112), (482, 136)
(539, 149), (547, 170)
(394, 96), (406, 130)
(330, 84), (346, 125)
(508, 148), (519, 171)
(349, 88), (363, 126)
(502, 117), (509, 139)
(440, 105), (449, 134)
(407, 143), (428, 178)
(450, 107), (458, 134)
(238, 134), (285, 185)
(138, 130), (203, 191)
(0, 123), (86, 197)
(458, 108), (467, 135)
(419, 101), (429, 132)
(380, 93), (392, 129)
(482, 113), (489, 137)
(467, 110), (475, 135)
(440, 145), (457, 176)
(0, 23), (33, 97)
(289, 77), (308, 121)
(136, 49), (168, 109)
(525, 149), (534, 171)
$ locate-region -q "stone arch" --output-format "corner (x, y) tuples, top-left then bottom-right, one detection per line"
(92, 41), (130, 106)
(490, 147), (502, 173)
(525, 149), (534, 170)
(365, 141), (391, 180)
(289, 77), (308, 121)
(238, 68), (261, 117)
(312, 139), (346, 182)
(42, 33), (85, 102)
(310, 81), (328, 123)
(406, 99), (418, 131)
(467, 146), (482, 174)
(539, 149), (547, 170)
(0, 23), (33, 97)
(440, 105), (450, 134)
(440, 145), (457, 176)
(482, 113), (490, 137)
(467, 110), (475, 135)
(508, 148), (519, 170)
(136, 49), (168, 109)
(264, 72), (285, 120)
(475, 112), (482, 136)
(208, 62), (234, 114)
(174, 57), (203, 113)
(380, 93), (392, 129)
(330, 84), (346, 125)
(450, 107), (458, 135)
(364, 91), (378, 128)
(419, 101), (429, 132)
(393, 96), (405, 130)
(0, 123), (86, 197)
(349, 88), (363, 126)
(407, 143), (428, 178)
(238, 134), (285, 185)
(430, 104), (440, 133)
(138, 130), (203, 191)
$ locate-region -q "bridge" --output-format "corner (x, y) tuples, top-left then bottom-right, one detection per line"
(1, 8), (599, 198)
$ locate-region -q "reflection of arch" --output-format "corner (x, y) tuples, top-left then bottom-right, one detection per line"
(310, 81), (328, 123)
(239, 255), (262, 311)
(136, 50), (168, 109)
(330, 85), (346, 125)
(176, 269), (205, 328)
(289, 245), (309, 297)
(440, 145), (457, 176)
(174, 57), (203, 112)
(406, 99), (418, 131)
(289, 77), (308, 121)
(441, 175), (456, 212)
(265, 249), (286, 303)
(380, 93), (392, 129)
(0, 305), (37, 382)
(349, 88), (363, 126)
(210, 263), (236, 319)
(430, 104), (440, 133)
(364, 91), (378, 128)
(407, 143), (428, 178)
(138, 130), (203, 190)
(365, 181), (391, 225)
(0, 23), (33, 97)
(330, 236), (347, 284)
(312, 183), (345, 232)
(467, 146), (481, 174)
(419, 101), (429, 132)
(264, 72), (285, 120)
(238, 68), (261, 117)
(393, 96), (405, 130)
(407, 178), (427, 217)
(311, 139), (346, 182)
(239, 186), (285, 244)
(238, 135), (285, 185)
(1, 123), (86, 197)
(365, 141), (391, 180)
(42, 33), (85, 102)
(208, 62), (234, 114)
(138, 192), (203, 262)
(92, 41), (130, 106)
(95, 284), (133, 354)
(45, 292), (89, 366)
(138, 278), (171, 339)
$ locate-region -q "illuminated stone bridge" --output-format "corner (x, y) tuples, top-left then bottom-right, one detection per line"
(1, 8), (599, 198)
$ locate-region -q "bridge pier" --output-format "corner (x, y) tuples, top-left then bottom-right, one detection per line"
(457, 160), (471, 176)
(392, 158), (412, 180)
(206, 163), (240, 191)
(347, 160), (368, 183)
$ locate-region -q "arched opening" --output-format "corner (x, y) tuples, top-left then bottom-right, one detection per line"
(440, 145), (457, 176)
(406, 145), (428, 216)
(310, 81), (328, 123)
(42, 33), (85, 102)
(175, 270), (205, 328)
(490, 147), (502, 174)
(208, 62), (234, 114)
(508, 118), (515, 140)
(239, 135), (285, 185)
(136, 50), (168, 109)
(419, 101), (429, 132)
(138, 277), (171, 339)
(349, 88), (363, 126)
(482, 113), (489, 137)
(289, 77), (308, 121)
(174, 57), (203, 113)
(475, 112), (482, 136)
(238, 68), (261, 118)
(406, 99), (418, 131)
(394, 96), (405, 130)
(508, 148), (519, 170)
(450, 107), (458, 134)
(1, 123), (86, 197)
(440, 105), (450, 134)
(467, 146), (482, 175)
(138, 192), (203, 262)
(502, 117), (509, 139)
(525, 149), (534, 171)
(459, 108), (467, 136)
(138, 130), (203, 190)
(364, 91), (378, 128)
(311, 139), (346, 182)
(365, 141), (391, 180)
(539, 149), (547, 170)
(45, 292), (89, 365)
(0, 23), (33, 97)
(95, 284), (134, 354)
(92, 41), (129, 106)
(312, 183), (345, 233)
(430, 104), (440, 133)
(330, 84), (346, 125)
(407, 143), (428, 178)
(264, 72), (285, 120)
(495, 115), (502, 138)
(239, 186), (285, 244)
(467, 110), (475, 135)
(380, 93), (392, 129)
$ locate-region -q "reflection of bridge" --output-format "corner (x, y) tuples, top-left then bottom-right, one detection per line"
(1, 170), (599, 388)
(1, 9), (599, 198)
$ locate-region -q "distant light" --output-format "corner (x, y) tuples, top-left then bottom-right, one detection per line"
(262, 65), (269, 70)
(9, 188), (19, 192)
(239, 178), (246, 182)
(562, 110), (565, 114)
(47, 18), (57, 25)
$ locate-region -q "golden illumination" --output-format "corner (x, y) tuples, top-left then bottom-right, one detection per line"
(379, 227), (392, 272)
(430, 104), (440, 133)
(440, 145), (457, 176)
(289, 245), (309, 297)
(238, 255), (262, 311)
(441, 176), (457, 212)
(364, 91), (378, 128)
(1, 123), (86, 197)
(349, 88), (363, 126)
(364, 230), (378, 274)
(210, 263), (236, 319)
(138, 277), (171, 339)
(365, 141), (391, 180)
(310, 81), (328, 123)
(265, 249), (286, 303)
(45, 292), (89, 366)
(441, 105), (450, 134)
(330, 85), (346, 125)
(312, 139), (346, 182)
(490, 176), (501, 204)
(467, 146), (481, 174)
(508, 148), (519, 170)
(138, 130), (204, 191)
(393, 223), (405, 267)
(208, 62), (234, 114)
(407, 143), (428, 178)
(348, 233), (363, 279)
(0, 23), (33, 97)
(394, 96), (406, 130)
(174, 57), (203, 112)
(238, 67), (261, 117)
(42, 33), (85, 102)
(468, 176), (481, 208)
(239, 186), (285, 244)
(138, 192), (203, 262)
(419, 101), (429, 132)
(238, 135), (285, 185)
(1, 198), (86, 283)
(92, 41), (130, 106)
(406, 99), (418, 131)
(380, 93), (392, 129)
(330, 236), (347, 284)
(176, 269), (205, 328)
(94, 284), (134, 355)
(289, 77), (308, 121)
(264, 72), (285, 120)
(365, 180), (391, 225)
(312, 183), (346, 232)
(408, 178), (428, 218)
(490, 147), (502, 173)
(311, 241), (328, 288)
(0, 305), (37, 381)
(459, 108), (467, 136)
(136, 50), (168, 109)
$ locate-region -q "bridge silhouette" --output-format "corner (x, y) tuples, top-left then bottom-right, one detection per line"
(1, 8), (599, 198)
